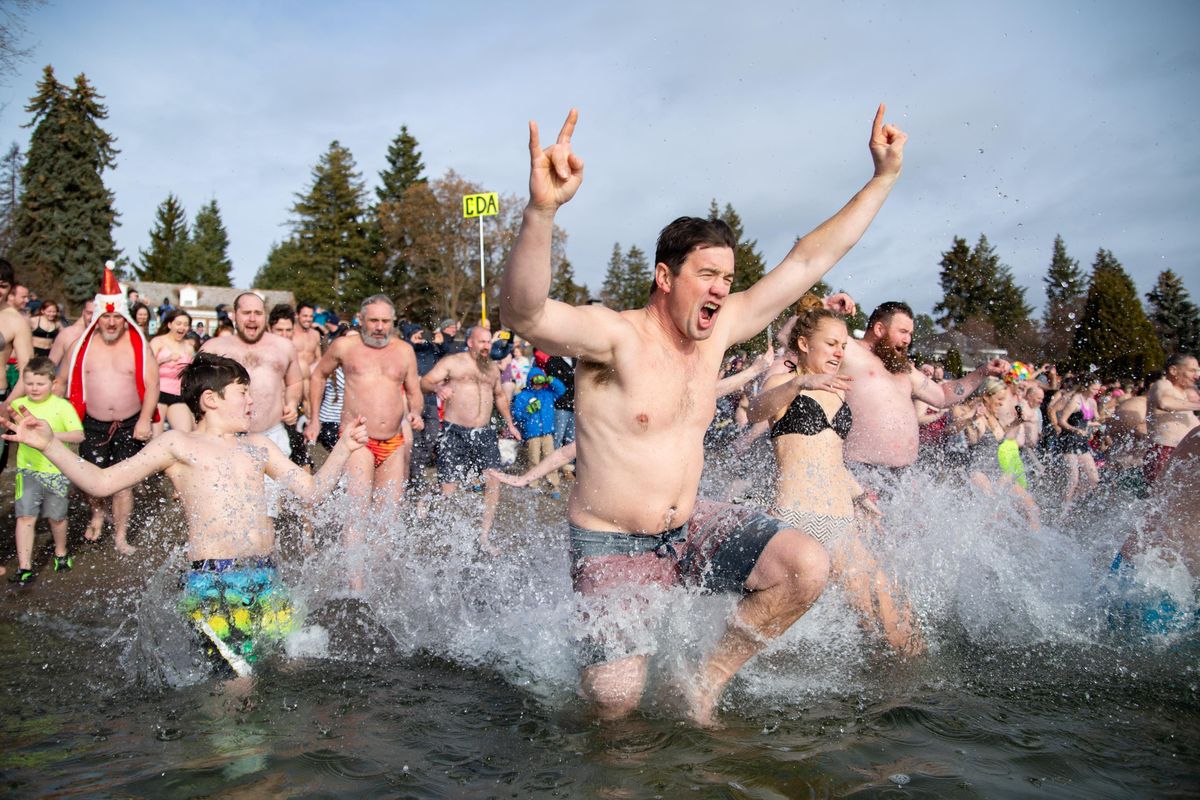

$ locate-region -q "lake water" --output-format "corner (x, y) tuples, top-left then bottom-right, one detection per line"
(1, 462), (1197, 798)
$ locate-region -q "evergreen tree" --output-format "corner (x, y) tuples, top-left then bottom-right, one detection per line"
(550, 257), (589, 305)
(620, 245), (651, 310)
(0, 142), (21, 254)
(1068, 249), (1164, 378)
(257, 142), (374, 308)
(712, 201), (766, 294)
(137, 193), (190, 282)
(600, 242), (626, 308)
(1042, 234), (1086, 361)
(1145, 269), (1200, 355)
(376, 125), (426, 205)
(934, 234), (1031, 349)
(10, 67), (120, 303)
(935, 235), (992, 328)
(183, 199), (233, 286)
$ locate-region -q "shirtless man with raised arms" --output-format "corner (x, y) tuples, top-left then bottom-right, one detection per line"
(421, 325), (520, 542)
(841, 301), (1008, 484)
(501, 106), (906, 725)
(307, 294), (424, 510)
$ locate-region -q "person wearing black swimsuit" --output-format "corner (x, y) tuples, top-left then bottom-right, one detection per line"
(30, 300), (62, 358)
(747, 295), (923, 655)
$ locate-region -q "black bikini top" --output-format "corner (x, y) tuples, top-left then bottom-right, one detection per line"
(770, 392), (852, 440)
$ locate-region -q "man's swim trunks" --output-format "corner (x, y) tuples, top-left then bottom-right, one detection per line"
(569, 499), (785, 665)
(179, 557), (298, 670)
(436, 422), (500, 484)
(80, 413), (146, 467)
(366, 431), (405, 468)
(1142, 443), (1174, 485)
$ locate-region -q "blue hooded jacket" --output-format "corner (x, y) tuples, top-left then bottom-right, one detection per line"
(512, 367), (566, 439)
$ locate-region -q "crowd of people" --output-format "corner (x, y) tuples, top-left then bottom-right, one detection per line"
(1, 105), (1196, 724)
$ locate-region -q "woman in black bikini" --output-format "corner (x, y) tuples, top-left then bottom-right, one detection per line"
(747, 295), (923, 654)
(29, 300), (62, 358)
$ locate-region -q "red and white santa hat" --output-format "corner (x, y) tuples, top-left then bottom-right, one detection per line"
(65, 261), (152, 420)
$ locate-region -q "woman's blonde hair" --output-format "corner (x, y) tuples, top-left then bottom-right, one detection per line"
(788, 293), (845, 371)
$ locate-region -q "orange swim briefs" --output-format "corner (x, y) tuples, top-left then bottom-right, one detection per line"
(366, 432), (405, 468)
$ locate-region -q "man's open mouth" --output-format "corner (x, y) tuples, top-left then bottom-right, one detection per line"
(700, 302), (720, 322)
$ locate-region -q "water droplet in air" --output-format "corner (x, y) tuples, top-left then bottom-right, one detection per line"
(890, 773), (911, 786)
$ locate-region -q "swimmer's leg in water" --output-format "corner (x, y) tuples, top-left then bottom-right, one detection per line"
(686, 527), (829, 727)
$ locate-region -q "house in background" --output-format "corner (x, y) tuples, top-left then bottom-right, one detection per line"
(129, 282), (296, 334)
(913, 329), (1008, 371)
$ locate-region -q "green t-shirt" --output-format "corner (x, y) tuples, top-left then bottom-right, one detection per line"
(10, 395), (83, 475)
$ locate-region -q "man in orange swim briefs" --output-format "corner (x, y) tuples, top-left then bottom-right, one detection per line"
(307, 295), (424, 558)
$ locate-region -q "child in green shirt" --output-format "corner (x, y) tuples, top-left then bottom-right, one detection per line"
(9, 357), (84, 585)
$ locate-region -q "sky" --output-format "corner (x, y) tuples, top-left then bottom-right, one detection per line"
(1, 0), (1197, 320)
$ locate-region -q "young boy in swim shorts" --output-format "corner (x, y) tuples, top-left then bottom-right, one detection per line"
(8, 357), (84, 586)
(3, 352), (368, 671)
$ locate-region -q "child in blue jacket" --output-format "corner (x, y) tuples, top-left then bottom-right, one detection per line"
(511, 367), (566, 491)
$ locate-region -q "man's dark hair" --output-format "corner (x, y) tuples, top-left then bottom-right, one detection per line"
(269, 303), (296, 327)
(0, 258), (14, 286)
(23, 355), (56, 380)
(867, 301), (915, 330)
(649, 216), (738, 296)
(181, 352), (250, 421)
(1166, 352), (1197, 370)
(297, 301), (314, 314)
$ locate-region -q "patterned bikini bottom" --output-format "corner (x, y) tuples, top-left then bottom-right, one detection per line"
(768, 507), (857, 545)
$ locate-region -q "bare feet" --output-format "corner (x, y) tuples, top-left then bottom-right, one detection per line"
(114, 537), (138, 555)
(84, 516), (104, 542)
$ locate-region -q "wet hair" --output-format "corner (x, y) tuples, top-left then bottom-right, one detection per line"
(269, 303), (296, 328)
(359, 294), (396, 317)
(649, 216), (738, 296)
(23, 355), (56, 380)
(787, 293), (845, 370)
(181, 352), (250, 421)
(867, 301), (914, 330)
(1166, 352), (1197, 370)
(153, 308), (192, 337)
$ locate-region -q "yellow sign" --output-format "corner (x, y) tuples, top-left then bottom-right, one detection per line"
(462, 192), (499, 219)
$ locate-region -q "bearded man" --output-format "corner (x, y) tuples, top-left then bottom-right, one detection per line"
(198, 292), (303, 462)
(841, 301), (1008, 485)
(62, 264), (160, 552)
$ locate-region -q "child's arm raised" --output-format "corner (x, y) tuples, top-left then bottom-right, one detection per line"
(265, 415), (368, 503)
(4, 408), (177, 496)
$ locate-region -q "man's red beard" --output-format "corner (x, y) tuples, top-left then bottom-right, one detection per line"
(872, 338), (911, 374)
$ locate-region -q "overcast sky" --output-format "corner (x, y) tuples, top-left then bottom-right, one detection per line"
(2, 1), (1197, 319)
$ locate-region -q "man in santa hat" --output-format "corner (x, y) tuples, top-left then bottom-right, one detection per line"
(63, 262), (160, 553)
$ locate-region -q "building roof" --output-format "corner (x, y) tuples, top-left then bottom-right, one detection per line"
(130, 281), (295, 311)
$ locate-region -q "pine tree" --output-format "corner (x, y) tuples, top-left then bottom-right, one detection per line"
(10, 67), (120, 303)
(620, 245), (651, 310)
(1042, 234), (1086, 362)
(550, 257), (589, 305)
(1068, 249), (1164, 378)
(600, 243), (626, 308)
(256, 142), (374, 309)
(934, 234), (1030, 349)
(712, 201), (766, 294)
(1145, 269), (1200, 356)
(376, 125), (426, 205)
(0, 142), (21, 254)
(183, 200), (233, 286)
(137, 193), (190, 282)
